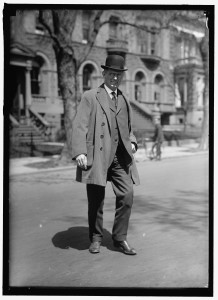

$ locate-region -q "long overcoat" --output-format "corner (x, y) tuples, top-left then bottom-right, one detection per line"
(72, 85), (140, 187)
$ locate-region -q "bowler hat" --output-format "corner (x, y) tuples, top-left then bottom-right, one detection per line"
(101, 54), (128, 71)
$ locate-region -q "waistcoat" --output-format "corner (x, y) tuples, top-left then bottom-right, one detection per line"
(107, 91), (130, 167)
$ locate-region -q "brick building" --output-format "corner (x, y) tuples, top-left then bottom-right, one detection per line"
(8, 8), (206, 145)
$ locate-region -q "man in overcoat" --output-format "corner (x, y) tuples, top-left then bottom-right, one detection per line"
(72, 54), (140, 255)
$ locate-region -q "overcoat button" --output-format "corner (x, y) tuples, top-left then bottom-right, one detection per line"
(100, 135), (104, 139)
(102, 122), (105, 126)
(100, 147), (103, 151)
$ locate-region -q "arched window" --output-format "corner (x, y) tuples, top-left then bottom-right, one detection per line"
(134, 71), (146, 102)
(154, 74), (164, 103)
(82, 64), (97, 92)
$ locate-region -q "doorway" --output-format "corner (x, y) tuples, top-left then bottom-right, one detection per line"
(9, 65), (25, 121)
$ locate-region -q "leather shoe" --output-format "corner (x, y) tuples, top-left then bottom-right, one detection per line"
(89, 241), (101, 254)
(113, 240), (137, 255)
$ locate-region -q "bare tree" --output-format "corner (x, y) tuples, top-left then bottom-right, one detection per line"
(38, 10), (103, 162)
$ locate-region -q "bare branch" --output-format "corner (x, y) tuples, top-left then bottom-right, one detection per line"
(77, 10), (104, 70)
(99, 19), (160, 33)
(38, 10), (61, 51)
(99, 10), (206, 34)
(53, 10), (77, 38)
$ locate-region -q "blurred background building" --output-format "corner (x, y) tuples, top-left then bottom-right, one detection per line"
(8, 9), (206, 156)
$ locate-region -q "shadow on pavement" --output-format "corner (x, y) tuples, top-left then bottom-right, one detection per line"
(52, 226), (115, 251)
(130, 190), (208, 233)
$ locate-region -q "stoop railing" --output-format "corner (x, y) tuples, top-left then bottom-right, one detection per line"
(28, 108), (52, 140)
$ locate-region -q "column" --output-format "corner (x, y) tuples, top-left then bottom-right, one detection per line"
(25, 60), (32, 123)
(183, 79), (188, 128)
(184, 79), (187, 105)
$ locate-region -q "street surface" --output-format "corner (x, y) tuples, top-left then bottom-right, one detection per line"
(9, 155), (209, 288)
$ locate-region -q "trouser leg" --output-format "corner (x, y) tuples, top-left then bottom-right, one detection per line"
(156, 142), (162, 159)
(86, 184), (105, 242)
(151, 142), (157, 158)
(108, 155), (133, 242)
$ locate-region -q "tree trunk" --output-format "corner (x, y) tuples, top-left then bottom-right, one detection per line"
(198, 27), (209, 150)
(56, 50), (79, 164)
(198, 75), (209, 150)
(199, 99), (209, 150)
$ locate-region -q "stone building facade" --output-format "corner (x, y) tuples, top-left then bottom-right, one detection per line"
(8, 9), (206, 142)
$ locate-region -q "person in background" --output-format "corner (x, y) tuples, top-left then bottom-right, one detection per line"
(151, 118), (164, 160)
(72, 54), (140, 255)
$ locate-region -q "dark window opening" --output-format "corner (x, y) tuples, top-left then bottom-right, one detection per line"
(82, 11), (91, 42)
(135, 85), (142, 101)
(83, 64), (95, 92)
(154, 91), (160, 101)
(109, 16), (120, 39)
(35, 11), (45, 34)
(61, 114), (65, 128)
(135, 71), (145, 102)
(31, 67), (41, 95)
(178, 77), (186, 107)
(155, 74), (163, 85)
(83, 27), (89, 41)
(150, 32), (156, 55)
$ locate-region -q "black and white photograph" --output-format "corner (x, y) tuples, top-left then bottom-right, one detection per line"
(3, 2), (213, 297)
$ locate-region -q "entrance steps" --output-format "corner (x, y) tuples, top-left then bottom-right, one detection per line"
(11, 123), (45, 144)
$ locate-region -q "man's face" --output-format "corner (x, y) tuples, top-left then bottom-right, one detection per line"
(103, 69), (124, 91)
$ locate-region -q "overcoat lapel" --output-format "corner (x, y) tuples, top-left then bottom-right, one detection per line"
(96, 86), (111, 130)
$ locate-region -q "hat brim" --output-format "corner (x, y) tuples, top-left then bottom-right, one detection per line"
(101, 65), (128, 71)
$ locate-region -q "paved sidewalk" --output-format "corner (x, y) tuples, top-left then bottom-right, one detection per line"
(9, 142), (208, 176)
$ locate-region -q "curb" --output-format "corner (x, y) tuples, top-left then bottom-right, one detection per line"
(9, 151), (208, 177)
(9, 165), (76, 177)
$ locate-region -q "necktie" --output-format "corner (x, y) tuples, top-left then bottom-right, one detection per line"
(111, 92), (117, 109)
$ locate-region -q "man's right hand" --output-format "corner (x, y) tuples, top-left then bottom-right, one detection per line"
(76, 154), (87, 170)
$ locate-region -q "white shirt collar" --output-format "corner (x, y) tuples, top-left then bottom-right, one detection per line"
(104, 84), (117, 98)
